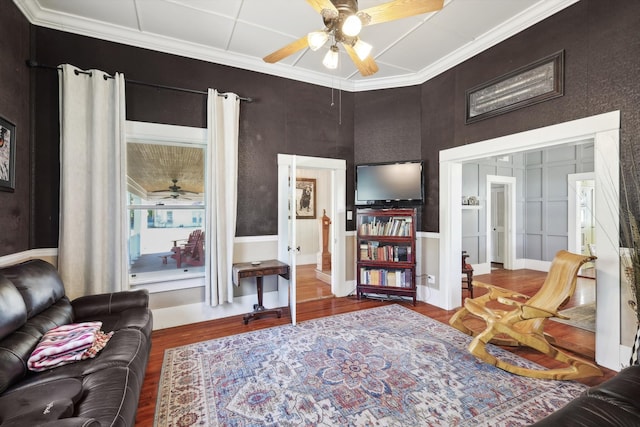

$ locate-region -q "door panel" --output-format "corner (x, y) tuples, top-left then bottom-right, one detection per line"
(491, 185), (505, 264)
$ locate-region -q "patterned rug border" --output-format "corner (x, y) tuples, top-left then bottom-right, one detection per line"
(155, 304), (587, 426)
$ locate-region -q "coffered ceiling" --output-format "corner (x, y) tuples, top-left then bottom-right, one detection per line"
(14, 0), (578, 91)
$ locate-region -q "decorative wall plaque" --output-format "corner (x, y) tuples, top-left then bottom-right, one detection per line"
(466, 51), (564, 123)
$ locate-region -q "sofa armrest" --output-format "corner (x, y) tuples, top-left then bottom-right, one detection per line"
(71, 289), (149, 320)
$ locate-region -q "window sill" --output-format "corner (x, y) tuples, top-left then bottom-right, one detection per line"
(129, 270), (205, 293)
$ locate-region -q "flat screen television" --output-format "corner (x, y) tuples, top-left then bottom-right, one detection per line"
(355, 160), (424, 207)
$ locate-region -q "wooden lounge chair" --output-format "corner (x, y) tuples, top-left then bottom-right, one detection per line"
(449, 250), (603, 380)
(171, 230), (204, 268)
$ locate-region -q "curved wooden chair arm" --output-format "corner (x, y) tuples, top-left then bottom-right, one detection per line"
(474, 281), (530, 301)
(495, 297), (568, 320)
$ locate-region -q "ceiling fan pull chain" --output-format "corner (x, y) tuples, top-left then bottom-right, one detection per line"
(339, 86), (342, 125)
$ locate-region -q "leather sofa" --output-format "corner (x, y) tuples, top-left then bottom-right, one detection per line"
(531, 364), (640, 426)
(0, 259), (152, 426)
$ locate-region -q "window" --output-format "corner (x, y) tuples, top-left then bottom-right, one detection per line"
(125, 122), (207, 285)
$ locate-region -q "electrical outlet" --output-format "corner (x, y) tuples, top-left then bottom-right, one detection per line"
(427, 274), (436, 284)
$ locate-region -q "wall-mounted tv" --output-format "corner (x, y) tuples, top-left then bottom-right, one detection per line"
(355, 160), (424, 207)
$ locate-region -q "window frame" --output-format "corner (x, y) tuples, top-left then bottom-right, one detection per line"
(125, 121), (207, 289)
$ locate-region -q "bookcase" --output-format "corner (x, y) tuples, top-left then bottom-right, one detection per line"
(356, 208), (417, 305)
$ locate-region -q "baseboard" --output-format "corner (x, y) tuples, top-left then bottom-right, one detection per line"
(315, 268), (331, 284)
(151, 290), (284, 330)
(523, 258), (552, 272)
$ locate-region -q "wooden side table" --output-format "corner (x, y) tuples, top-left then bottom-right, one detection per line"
(232, 259), (290, 324)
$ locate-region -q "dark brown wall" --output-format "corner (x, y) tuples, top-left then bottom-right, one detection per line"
(4, 1), (640, 252)
(30, 28), (354, 246)
(0, 2), (31, 256)
(355, 0), (640, 232)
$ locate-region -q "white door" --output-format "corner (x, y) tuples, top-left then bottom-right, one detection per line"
(277, 158), (298, 324)
(491, 185), (506, 264)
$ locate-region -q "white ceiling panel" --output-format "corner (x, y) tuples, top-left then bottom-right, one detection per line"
(377, 21), (468, 71)
(14, 0), (580, 91)
(135, 1), (236, 50)
(238, 0), (321, 37)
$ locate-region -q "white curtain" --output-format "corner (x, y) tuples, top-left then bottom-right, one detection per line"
(205, 89), (240, 306)
(57, 64), (127, 300)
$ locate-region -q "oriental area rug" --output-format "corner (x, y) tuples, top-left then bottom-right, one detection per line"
(155, 305), (587, 426)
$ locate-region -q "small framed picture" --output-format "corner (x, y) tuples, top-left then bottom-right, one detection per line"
(0, 116), (16, 192)
(296, 177), (316, 219)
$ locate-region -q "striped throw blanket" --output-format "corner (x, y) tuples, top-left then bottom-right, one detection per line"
(27, 322), (114, 372)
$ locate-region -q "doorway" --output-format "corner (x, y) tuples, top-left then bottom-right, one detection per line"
(277, 154), (347, 325)
(485, 175), (516, 272)
(568, 173), (596, 278)
(295, 167), (334, 302)
(439, 111), (621, 370)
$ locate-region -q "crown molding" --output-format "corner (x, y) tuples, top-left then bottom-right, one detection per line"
(14, 0), (579, 92)
(351, 0), (581, 91)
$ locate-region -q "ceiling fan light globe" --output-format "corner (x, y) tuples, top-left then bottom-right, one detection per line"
(342, 15), (362, 37)
(323, 45), (339, 69)
(307, 31), (328, 51)
(353, 39), (372, 60)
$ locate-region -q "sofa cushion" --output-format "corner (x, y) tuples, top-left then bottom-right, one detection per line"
(76, 366), (144, 427)
(0, 378), (82, 426)
(78, 307), (153, 340)
(0, 275), (27, 340)
(586, 365), (640, 413)
(1, 260), (65, 318)
(531, 365), (640, 426)
(0, 298), (73, 394)
(72, 289), (153, 339)
(9, 328), (150, 393)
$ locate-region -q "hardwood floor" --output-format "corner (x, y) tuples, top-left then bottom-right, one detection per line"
(135, 268), (614, 426)
(296, 264), (333, 302)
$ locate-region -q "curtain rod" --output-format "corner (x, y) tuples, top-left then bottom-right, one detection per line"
(26, 60), (253, 102)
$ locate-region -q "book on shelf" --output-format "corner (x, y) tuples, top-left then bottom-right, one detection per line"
(359, 267), (413, 288)
(359, 242), (413, 262)
(359, 215), (413, 236)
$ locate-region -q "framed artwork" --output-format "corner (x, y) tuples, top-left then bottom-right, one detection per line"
(466, 50), (564, 123)
(296, 177), (316, 219)
(0, 116), (16, 192)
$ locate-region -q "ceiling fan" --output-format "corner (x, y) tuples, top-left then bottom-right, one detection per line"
(263, 0), (445, 76)
(151, 179), (199, 199)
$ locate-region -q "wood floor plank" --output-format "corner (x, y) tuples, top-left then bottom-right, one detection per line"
(135, 268), (615, 426)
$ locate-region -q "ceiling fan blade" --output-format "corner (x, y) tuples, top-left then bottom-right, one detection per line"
(263, 36), (310, 63)
(360, 0), (444, 26)
(305, 0), (337, 14)
(344, 44), (379, 76)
